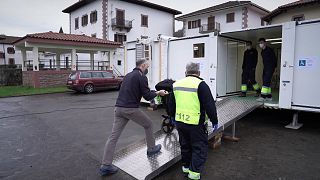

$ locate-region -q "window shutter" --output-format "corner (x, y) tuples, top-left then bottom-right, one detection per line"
(114, 34), (118, 42)
(188, 21), (191, 29)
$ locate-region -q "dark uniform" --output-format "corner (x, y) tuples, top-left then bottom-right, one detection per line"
(261, 46), (277, 98)
(168, 75), (218, 180)
(241, 48), (260, 95)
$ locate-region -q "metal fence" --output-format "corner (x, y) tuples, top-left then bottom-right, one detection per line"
(24, 59), (110, 71)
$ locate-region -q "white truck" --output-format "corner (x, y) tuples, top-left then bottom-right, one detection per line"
(122, 19), (320, 129)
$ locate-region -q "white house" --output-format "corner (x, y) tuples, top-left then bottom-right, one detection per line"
(62, 0), (181, 74)
(0, 35), (22, 67)
(63, 0), (181, 43)
(176, 1), (270, 37)
(262, 0), (320, 25)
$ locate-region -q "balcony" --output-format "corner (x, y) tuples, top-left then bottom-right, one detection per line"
(199, 22), (220, 34)
(111, 18), (133, 32)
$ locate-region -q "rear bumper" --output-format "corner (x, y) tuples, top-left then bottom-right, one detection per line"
(67, 85), (83, 92)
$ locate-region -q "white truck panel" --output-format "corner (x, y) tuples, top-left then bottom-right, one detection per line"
(291, 21), (320, 110)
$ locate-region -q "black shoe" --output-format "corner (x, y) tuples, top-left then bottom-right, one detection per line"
(99, 164), (118, 176)
(239, 92), (246, 97)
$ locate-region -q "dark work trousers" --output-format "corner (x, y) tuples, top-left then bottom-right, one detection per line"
(241, 68), (257, 88)
(176, 121), (208, 174)
(262, 67), (275, 98)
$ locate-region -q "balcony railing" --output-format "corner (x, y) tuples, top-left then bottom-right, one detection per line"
(199, 22), (220, 34)
(111, 18), (133, 32)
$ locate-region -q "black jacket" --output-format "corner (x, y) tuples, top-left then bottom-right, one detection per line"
(168, 75), (218, 125)
(242, 48), (258, 71)
(261, 46), (277, 69)
(115, 68), (157, 108)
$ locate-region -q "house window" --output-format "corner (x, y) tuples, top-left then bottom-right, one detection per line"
(193, 43), (205, 58)
(91, 33), (97, 38)
(114, 34), (127, 43)
(90, 10), (98, 23)
(82, 14), (88, 26)
(116, 9), (125, 26)
(188, 19), (201, 29)
(118, 60), (122, 66)
(261, 19), (265, 26)
(0, 52), (5, 58)
(7, 47), (15, 54)
(292, 14), (305, 22)
(226, 13), (235, 23)
(141, 14), (148, 27)
(75, 17), (79, 29)
(9, 58), (15, 65)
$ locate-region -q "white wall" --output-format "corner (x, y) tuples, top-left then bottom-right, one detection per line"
(270, 5), (320, 24)
(247, 8), (264, 28)
(0, 44), (19, 65)
(108, 0), (174, 42)
(185, 8), (243, 37)
(70, 0), (103, 38)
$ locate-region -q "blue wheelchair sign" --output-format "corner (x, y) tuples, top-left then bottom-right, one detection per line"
(299, 60), (306, 67)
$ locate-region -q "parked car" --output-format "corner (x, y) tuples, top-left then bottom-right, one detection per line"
(67, 71), (123, 93)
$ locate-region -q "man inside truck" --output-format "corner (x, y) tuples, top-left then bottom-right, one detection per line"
(240, 41), (260, 97)
(257, 38), (277, 101)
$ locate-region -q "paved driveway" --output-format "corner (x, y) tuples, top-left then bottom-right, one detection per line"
(1, 91), (320, 180)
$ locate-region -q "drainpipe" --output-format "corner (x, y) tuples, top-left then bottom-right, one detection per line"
(2, 44), (6, 65)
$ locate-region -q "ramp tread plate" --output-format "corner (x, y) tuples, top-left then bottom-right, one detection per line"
(114, 98), (262, 180)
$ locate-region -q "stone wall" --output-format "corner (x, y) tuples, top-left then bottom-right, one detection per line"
(22, 70), (72, 88)
(0, 66), (22, 86)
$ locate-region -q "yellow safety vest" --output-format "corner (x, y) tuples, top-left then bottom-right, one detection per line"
(173, 76), (202, 125)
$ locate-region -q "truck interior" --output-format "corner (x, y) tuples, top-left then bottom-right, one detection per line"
(217, 24), (283, 106)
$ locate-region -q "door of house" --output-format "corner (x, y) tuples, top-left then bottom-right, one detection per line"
(208, 16), (215, 31)
(116, 9), (125, 26)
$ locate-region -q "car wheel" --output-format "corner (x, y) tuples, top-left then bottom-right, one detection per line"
(84, 84), (94, 94)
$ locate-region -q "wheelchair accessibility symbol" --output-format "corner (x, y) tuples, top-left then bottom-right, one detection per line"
(299, 60), (306, 67)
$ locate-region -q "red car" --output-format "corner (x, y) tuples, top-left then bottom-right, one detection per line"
(67, 71), (123, 93)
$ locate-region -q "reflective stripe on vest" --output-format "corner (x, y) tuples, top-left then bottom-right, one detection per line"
(173, 76), (202, 125)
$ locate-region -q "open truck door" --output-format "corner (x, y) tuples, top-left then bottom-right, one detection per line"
(280, 20), (320, 112)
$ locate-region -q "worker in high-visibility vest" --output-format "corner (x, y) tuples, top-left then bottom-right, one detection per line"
(240, 41), (260, 97)
(257, 38), (277, 101)
(168, 62), (218, 180)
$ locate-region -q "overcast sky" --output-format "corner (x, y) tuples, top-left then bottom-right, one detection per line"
(0, 0), (296, 37)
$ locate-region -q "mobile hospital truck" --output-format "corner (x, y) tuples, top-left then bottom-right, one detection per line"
(121, 19), (320, 129)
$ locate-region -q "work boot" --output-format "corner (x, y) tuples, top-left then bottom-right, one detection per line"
(147, 144), (162, 156)
(182, 166), (189, 176)
(239, 92), (246, 97)
(256, 97), (266, 102)
(99, 164), (118, 176)
(255, 89), (261, 97)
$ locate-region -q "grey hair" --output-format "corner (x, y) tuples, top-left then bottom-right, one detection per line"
(136, 60), (147, 67)
(186, 62), (200, 75)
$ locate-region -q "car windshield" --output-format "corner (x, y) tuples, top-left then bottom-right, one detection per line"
(69, 73), (77, 80)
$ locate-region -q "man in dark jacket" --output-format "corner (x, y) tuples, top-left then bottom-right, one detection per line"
(99, 60), (168, 176)
(168, 62), (218, 180)
(240, 41), (260, 97)
(257, 38), (277, 101)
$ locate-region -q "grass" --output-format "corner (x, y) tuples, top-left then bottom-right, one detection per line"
(0, 86), (69, 98)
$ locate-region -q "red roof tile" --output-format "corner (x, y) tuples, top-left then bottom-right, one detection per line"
(24, 31), (121, 45)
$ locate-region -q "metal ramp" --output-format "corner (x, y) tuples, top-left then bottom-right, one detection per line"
(113, 97), (262, 180)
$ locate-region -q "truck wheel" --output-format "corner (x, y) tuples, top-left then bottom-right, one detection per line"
(84, 84), (94, 94)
